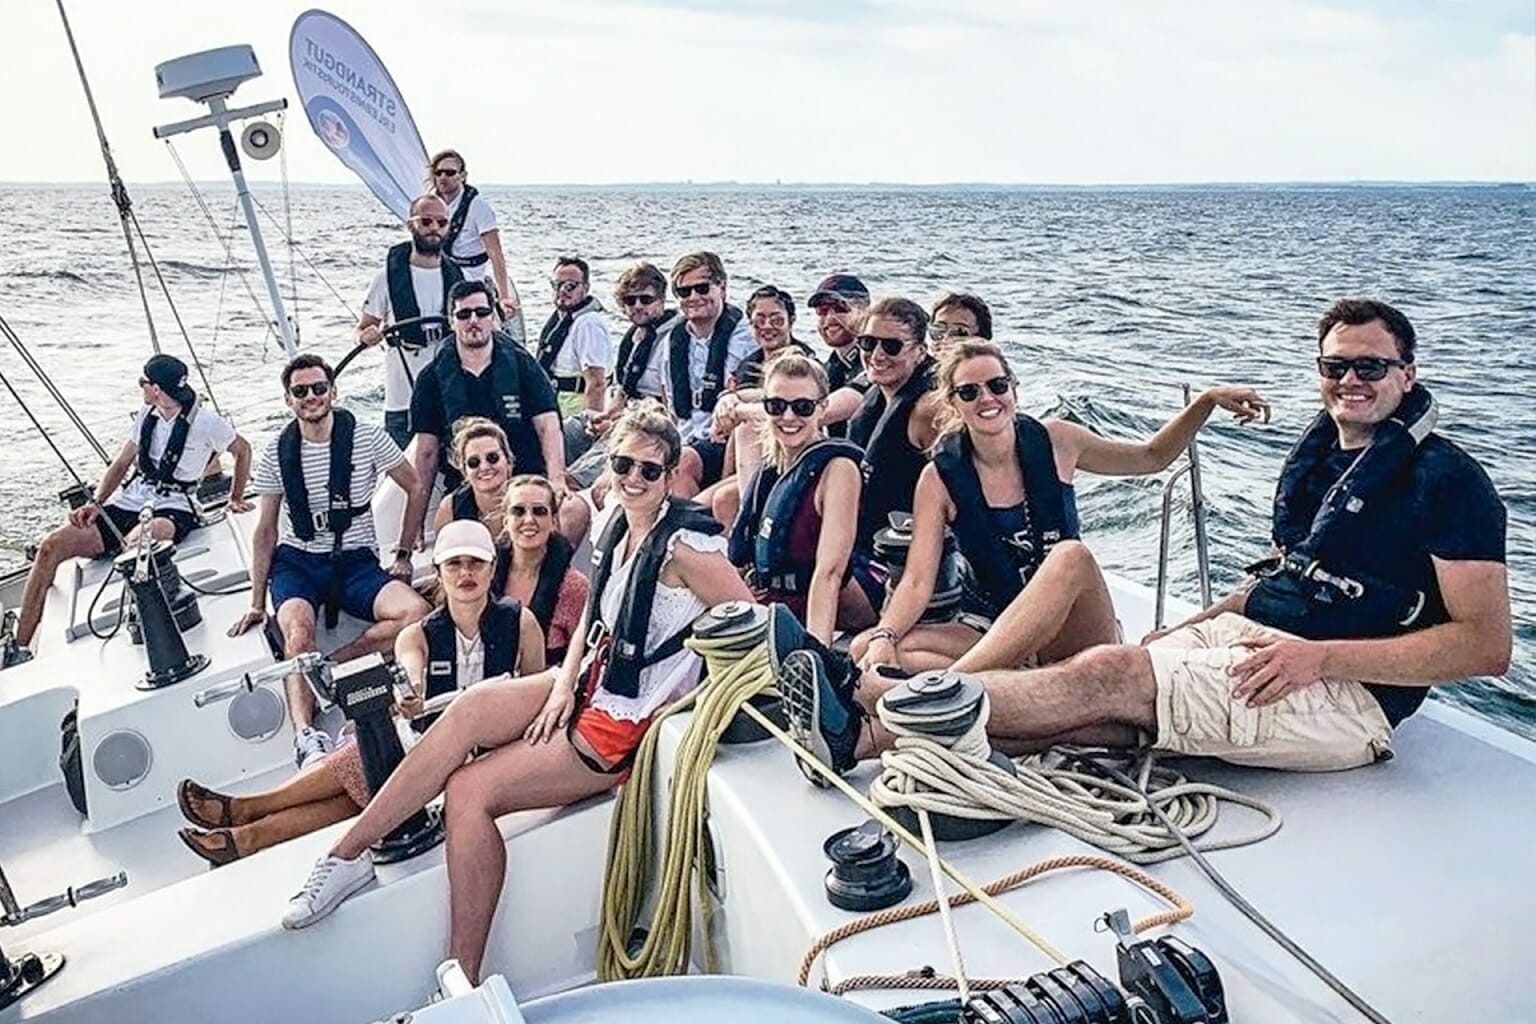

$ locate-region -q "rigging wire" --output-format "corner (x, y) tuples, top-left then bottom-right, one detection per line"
(250, 193), (359, 320)
(0, 358), (96, 482)
(0, 312), (111, 464)
(278, 110), (302, 345)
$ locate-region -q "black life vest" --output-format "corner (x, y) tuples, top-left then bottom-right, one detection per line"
(431, 333), (544, 476)
(385, 241), (462, 347)
(1247, 385), (1439, 635)
(614, 310), (680, 399)
(449, 483), (482, 524)
(848, 357), (936, 550)
(441, 185), (487, 268)
(826, 347), (863, 392)
(729, 439), (863, 594)
(485, 532), (576, 663)
(416, 597), (523, 733)
(585, 499), (721, 699)
(667, 305), (743, 419)
(933, 415), (1076, 611)
(277, 408), (367, 545)
(536, 296), (601, 380)
(136, 399), (200, 493)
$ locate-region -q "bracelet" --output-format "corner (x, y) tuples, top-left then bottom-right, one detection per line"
(867, 626), (900, 645)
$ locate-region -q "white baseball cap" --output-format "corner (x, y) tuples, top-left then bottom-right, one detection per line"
(432, 519), (497, 565)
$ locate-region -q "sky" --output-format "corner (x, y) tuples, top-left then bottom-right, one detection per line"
(3, 0), (1533, 186)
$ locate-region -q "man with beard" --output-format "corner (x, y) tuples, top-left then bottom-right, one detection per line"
(808, 273), (871, 395)
(356, 195), (462, 449)
(534, 255), (612, 463)
(406, 280), (589, 545)
(229, 354), (429, 769)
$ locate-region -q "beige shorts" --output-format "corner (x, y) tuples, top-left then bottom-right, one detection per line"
(1145, 612), (1393, 772)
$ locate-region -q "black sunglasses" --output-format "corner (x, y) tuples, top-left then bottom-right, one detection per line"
(509, 503), (551, 519)
(952, 376), (1014, 402)
(673, 281), (714, 299)
(622, 293), (659, 307)
(855, 334), (916, 357)
(609, 454), (668, 482)
(454, 306), (495, 321)
(929, 322), (975, 342)
(1317, 356), (1408, 382)
(550, 279), (583, 293)
(464, 451), (503, 470)
(433, 166), (462, 177)
(289, 381), (331, 399)
(764, 396), (820, 418)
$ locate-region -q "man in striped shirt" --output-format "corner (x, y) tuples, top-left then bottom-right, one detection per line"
(230, 354), (430, 769)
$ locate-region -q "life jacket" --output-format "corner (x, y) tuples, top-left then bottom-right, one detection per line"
(667, 305), (744, 419)
(441, 185), (487, 268)
(933, 415), (1077, 611)
(277, 407), (367, 546)
(385, 241), (462, 347)
(1246, 384), (1439, 635)
(848, 357), (936, 550)
(730, 439), (863, 594)
(491, 532), (578, 665)
(614, 310), (680, 399)
(449, 483), (481, 524)
(431, 333), (544, 476)
(584, 499), (721, 699)
(136, 398), (200, 494)
(824, 349), (865, 440)
(415, 597), (523, 733)
(536, 296), (602, 389)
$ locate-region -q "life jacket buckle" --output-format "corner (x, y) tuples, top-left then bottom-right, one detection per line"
(1306, 561), (1365, 601)
(585, 618), (611, 650)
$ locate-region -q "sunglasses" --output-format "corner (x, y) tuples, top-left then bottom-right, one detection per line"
(550, 279), (583, 293)
(289, 381), (331, 399)
(952, 376), (1014, 403)
(764, 396), (820, 418)
(673, 281), (714, 299)
(622, 293), (659, 307)
(813, 300), (851, 315)
(464, 451), (503, 470)
(509, 503), (551, 519)
(855, 334), (916, 357)
(609, 453), (668, 482)
(454, 306), (495, 321)
(1316, 356), (1408, 382)
(752, 314), (789, 329)
(929, 322), (975, 342)
(433, 166), (462, 177)
(413, 215), (449, 228)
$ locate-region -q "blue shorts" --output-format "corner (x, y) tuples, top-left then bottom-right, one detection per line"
(689, 437), (727, 488)
(850, 551), (887, 613)
(269, 545), (392, 621)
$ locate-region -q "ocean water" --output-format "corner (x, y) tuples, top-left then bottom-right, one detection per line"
(0, 183), (1531, 736)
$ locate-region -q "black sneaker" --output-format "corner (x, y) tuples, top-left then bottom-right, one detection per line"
(778, 649), (861, 788)
(767, 602), (859, 701)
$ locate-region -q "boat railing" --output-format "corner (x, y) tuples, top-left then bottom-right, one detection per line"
(1153, 384), (1214, 629)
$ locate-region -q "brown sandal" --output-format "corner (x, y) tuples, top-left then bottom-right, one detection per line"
(177, 827), (243, 869)
(177, 778), (234, 830)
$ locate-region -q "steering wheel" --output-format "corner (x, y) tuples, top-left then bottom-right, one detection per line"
(334, 315), (451, 378)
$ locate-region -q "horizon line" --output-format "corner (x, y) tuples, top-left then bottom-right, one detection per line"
(3, 178), (1533, 190)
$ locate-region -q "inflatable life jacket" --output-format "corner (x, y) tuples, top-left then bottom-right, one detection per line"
(1246, 384), (1438, 634)
(385, 241), (462, 347)
(441, 184), (487, 268)
(415, 598), (523, 733)
(277, 408), (368, 546)
(485, 533), (576, 663)
(933, 415), (1077, 611)
(849, 357), (936, 550)
(614, 310), (681, 400)
(136, 399), (201, 494)
(536, 296), (602, 388)
(430, 332), (545, 476)
(584, 499), (721, 699)
(730, 439), (863, 594)
(668, 305), (744, 418)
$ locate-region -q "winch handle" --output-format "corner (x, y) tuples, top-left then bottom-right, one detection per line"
(193, 651), (324, 708)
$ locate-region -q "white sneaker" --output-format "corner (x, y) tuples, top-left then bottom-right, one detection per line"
(281, 853), (374, 929)
(293, 727), (333, 770)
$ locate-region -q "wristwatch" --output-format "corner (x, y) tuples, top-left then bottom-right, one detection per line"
(393, 547), (412, 561)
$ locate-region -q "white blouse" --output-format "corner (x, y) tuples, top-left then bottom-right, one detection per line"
(585, 527), (727, 722)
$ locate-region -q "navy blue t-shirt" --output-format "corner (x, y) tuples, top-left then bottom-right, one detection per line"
(410, 344), (558, 487)
(1247, 434), (1506, 725)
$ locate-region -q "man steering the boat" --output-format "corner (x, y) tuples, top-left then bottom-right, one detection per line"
(231, 354), (431, 770)
(781, 298), (1511, 777)
(6, 354), (251, 668)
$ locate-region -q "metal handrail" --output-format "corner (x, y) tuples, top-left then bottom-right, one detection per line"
(1152, 385), (1215, 629)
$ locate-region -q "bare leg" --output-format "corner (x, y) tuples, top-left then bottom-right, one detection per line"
(331, 674), (555, 860)
(710, 478), (740, 530)
(230, 762), (350, 823)
(14, 521), (106, 648)
(231, 794), (359, 855)
(951, 541), (1120, 674)
(892, 622), (987, 673)
(329, 580), (429, 664)
(557, 496), (591, 548)
(673, 448), (704, 498)
(991, 724), (1142, 758)
(442, 734), (615, 982)
(276, 599), (320, 731)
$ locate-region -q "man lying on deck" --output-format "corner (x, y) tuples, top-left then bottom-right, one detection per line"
(778, 298), (1511, 777)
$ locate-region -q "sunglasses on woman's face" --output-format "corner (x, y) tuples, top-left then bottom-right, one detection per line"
(464, 451), (503, 471)
(509, 503), (551, 519)
(951, 376), (1014, 402)
(764, 396), (819, 418)
(609, 454), (667, 482)
(929, 321), (975, 342)
(289, 381), (331, 399)
(855, 334), (915, 357)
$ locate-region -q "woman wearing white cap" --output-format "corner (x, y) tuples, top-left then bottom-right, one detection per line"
(174, 519), (542, 866)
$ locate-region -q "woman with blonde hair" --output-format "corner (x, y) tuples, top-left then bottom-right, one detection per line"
(279, 402), (752, 985)
(851, 339), (1270, 674)
(433, 417), (513, 535)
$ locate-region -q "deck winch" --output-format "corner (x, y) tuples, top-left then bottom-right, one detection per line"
(116, 519), (207, 689)
(822, 820), (911, 912)
(692, 601), (787, 745)
(872, 514), (964, 624)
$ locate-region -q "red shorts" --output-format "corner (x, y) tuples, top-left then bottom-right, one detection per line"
(571, 706), (651, 776)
